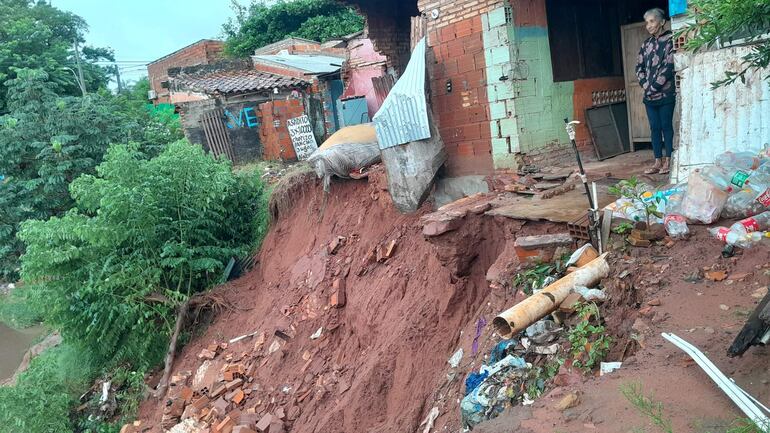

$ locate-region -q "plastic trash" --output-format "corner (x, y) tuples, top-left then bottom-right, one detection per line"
(448, 348), (464, 368)
(599, 361), (622, 376)
(663, 184), (689, 238)
(729, 211), (770, 234)
(701, 166), (736, 193)
(525, 319), (560, 344)
(710, 226), (730, 243)
(722, 187), (765, 219)
(729, 231), (770, 249)
(460, 355), (529, 428)
(715, 151), (763, 171)
(681, 170), (730, 224)
(574, 286), (607, 302)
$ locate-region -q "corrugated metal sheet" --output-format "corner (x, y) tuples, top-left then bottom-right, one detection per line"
(373, 37), (431, 149)
(672, 45), (770, 182)
(251, 53), (343, 74)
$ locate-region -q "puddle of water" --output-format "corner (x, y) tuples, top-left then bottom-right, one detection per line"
(0, 322), (43, 381)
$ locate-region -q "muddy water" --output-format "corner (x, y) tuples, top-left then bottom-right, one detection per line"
(0, 322), (42, 381)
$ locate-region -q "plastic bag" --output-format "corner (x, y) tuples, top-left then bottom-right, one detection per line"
(681, 170), (729, 224)
(307, 142), (381, 191)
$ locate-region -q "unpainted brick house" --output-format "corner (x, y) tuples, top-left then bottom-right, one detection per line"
(343, 0), (770, 183)
(147, 39), (224, 104)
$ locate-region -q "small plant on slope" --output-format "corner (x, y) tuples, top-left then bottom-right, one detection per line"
(567, 302), (612, 373)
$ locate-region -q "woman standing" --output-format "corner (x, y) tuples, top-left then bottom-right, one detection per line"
(636, 8), (676, 175)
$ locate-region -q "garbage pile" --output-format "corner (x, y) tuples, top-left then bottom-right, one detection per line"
(609, 149), (770, 248)
(461, 247), (613, 429)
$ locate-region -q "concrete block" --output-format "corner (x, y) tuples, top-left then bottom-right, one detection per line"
(496, 82), (514, 100)
(432, 175), (490, 209)
(489, 45), (510, 65)
(381, 113), (447, 213)
(489, 101), (507, 120)
(481, 13), (490, 31)
(499, 117), (518, 137)
(487, 7), (507, 28)
(491, 138), (509, 155)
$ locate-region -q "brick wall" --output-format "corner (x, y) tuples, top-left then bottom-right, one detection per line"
(251, 61), (308, 79)
(420, 0), (503, 175)
(147, 40), (224, 104)
(258, 99), (306, 161)
(254, 37), (345, 56)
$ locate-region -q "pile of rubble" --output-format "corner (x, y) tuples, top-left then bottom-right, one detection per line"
(492, 168), (578, 200)
(122, 339), (300, 433)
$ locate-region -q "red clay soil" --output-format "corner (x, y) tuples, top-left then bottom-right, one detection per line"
(138, 169), (770, 433)
(471, 227), (770, 433)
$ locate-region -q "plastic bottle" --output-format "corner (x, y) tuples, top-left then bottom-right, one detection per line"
(715, 151), (762, 171)
(729, 211), (770, 234)
(722, 188), (765, 219)
(710, 227), (730, 243)
(701, 166), (736, 193)
(663, 184), (689, 238)
(728, 231), (770, 249)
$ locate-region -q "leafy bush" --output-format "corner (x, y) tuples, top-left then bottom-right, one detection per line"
(19, 140), (267, 367)
(0, 291), (41, 328)
(0, 342), (100, 433)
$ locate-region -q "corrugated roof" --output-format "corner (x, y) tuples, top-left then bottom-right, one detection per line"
(372, 37), (431, 149)
(252, 53), (344, 74)
(171, 69), (309, 95)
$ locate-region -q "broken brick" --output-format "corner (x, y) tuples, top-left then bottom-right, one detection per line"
(198, 348), (217, 360)
(558, 292), (584, 314)
(190, 395), (210, 411)
(626, 235), (651, 247)
(705, 270), (728, 282)
(286, 405), (301, 421)
(226, 378), (244, 391)
(232, 427), (257, 433)
(165, 398), (186, 418)
(255, 414), (273, 432)
(215, 416), (236, 433)
(232, 389), (245, 405)
(514, 233), (573, 263)
(211, 397), (230, 417)
(179, 386), (194, 403)
(330, 278), (346, 308)
(210, 384), (228, 398)
(384, 240), (397, 259)
(328, 236), (345, 254)
(275, 407), (285, 419)
(422, 216), (464, 237)
(269, 419), (286, 433)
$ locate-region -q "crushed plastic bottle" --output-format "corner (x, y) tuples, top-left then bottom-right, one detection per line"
(701, 166), (736, 193)
(682, 170), (730, 224)
(715, 151), (763, 171)
(722, 188), (766, 219)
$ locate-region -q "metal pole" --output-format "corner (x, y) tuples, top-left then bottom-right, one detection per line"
(565, 118), (598, 248)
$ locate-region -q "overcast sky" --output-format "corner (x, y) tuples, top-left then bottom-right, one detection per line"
(52, 0), (237, 86)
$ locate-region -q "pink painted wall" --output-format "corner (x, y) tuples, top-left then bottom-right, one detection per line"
(343, 37), (388, 116)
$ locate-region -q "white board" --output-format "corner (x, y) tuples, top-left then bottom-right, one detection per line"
(286, 115), (318, 160)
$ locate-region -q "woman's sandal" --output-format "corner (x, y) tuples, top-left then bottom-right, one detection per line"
(644, 167), (660, 174)
(659, 166), (670, 175)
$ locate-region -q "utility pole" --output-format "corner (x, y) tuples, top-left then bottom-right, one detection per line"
(114, 63), (123, 94)
(73, 40), (87, 95)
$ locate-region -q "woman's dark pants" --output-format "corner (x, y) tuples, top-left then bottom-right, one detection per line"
(645, 101), (675, 158)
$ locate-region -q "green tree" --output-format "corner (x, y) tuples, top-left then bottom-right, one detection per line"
(682, 0), (770, 87)
(0, 69), (137, 280)
(223, 0), (364, 57)
(18, 141), (266, 366)
(0, 0), (113, 112)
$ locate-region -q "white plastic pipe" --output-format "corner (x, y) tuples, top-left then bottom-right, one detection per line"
(662, 333), (770, 427)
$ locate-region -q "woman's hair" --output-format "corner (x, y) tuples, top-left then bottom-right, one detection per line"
(644, 8), (667, 22)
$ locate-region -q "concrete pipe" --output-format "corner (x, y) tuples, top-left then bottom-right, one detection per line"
(492, 253), (610, 339)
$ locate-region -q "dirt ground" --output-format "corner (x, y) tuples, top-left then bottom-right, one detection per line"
(137, 167), (770, 433)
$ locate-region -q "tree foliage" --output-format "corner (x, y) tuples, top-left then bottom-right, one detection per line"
(682, 0), (770, 87)
(19, 141), (267, 366)
(0, 0), (113, 112)
(0, 69), (137, 280)
(223, 0), (364, 57)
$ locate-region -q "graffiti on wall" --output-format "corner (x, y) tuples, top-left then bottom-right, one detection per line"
(224, 107), (259, 129)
